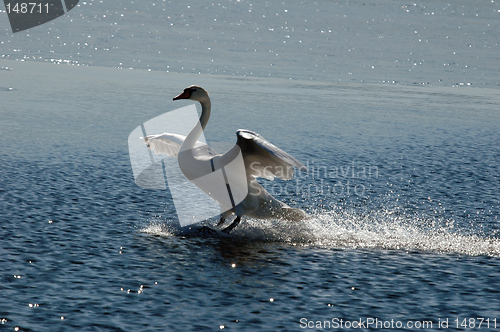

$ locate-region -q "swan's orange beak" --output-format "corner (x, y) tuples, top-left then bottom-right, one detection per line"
(173, 90), (190, 101)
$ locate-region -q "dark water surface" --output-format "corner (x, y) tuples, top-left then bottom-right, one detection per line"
(1, 60), (499, 331)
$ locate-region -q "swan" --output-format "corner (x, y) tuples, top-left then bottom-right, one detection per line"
(143, 86), (308, 232)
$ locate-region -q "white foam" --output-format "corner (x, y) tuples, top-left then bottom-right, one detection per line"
(234, 210), (500, 257)
(141, 220), (176, 238)
(140, 209), (500, 257)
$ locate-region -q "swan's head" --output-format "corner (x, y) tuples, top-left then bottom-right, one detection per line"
(173, 85), (209, 103)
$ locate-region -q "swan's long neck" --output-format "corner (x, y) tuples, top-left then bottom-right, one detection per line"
(181, 98), (211, 152)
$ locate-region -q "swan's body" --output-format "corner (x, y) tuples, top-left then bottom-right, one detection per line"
(143, 86), (308, 232)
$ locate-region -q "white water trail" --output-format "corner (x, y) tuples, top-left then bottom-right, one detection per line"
(235, 209), (500, 257)
(141, 209), (500, 257)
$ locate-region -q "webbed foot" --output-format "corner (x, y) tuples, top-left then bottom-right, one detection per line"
(216, 217), (226, 226)
(221, 216), (241, 233)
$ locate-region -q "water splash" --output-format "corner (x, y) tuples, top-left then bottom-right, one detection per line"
(141, 220), (176, 237)
(237, 209), (500, 257)
(141, 210), (500, 257)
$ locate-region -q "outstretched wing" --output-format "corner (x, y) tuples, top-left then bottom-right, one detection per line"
(142, 133), (217, 158)
(236, 129), (307, 181)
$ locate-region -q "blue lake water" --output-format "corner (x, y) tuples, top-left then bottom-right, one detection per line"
(1, 0), (500, 331)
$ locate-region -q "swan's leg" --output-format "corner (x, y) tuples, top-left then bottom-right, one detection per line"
(221, 216), (241, 233)
(216, 216), (225, 226)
